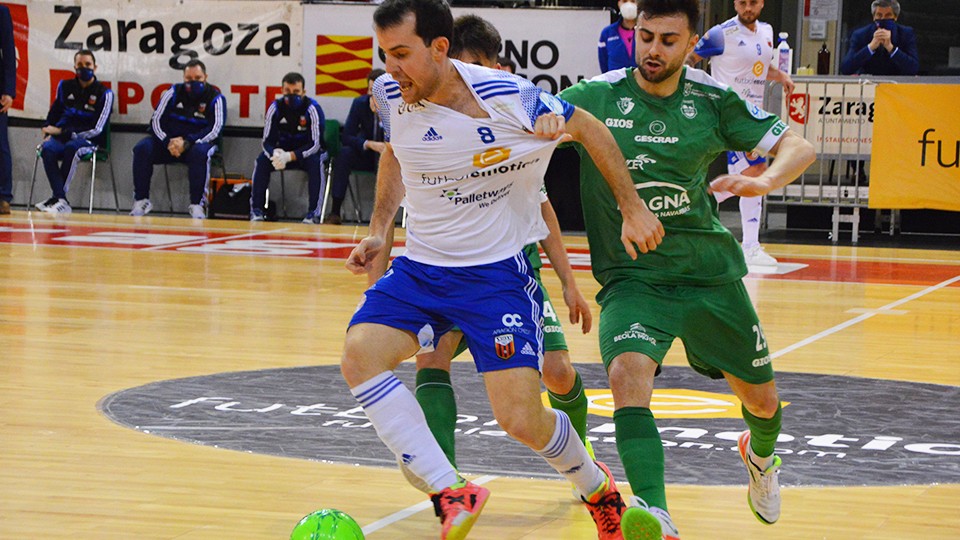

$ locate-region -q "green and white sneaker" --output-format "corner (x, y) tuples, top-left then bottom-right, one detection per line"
(621, 496), (680, 540)
(738, 430), (782, 524)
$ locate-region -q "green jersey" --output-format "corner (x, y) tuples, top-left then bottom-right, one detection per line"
(559, 67), (788, 287)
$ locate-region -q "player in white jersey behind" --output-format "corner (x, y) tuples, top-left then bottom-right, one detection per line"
(687, 0), (794, 267)
(339, 1), (663, 539)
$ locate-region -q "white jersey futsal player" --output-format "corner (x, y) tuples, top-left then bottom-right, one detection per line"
(339, 1), (662, 539)
(688, 0), (794, 267)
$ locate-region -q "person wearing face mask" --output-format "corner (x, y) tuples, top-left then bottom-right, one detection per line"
(840, 0), (918, 75)
(250, 72), (326, 223)
(598, 0), (639, 73)
(130, 59), (226, 219)
(324, 68), (385, 225)
(34, 49), (113, 215)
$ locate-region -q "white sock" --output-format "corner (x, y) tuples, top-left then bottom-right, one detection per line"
(740, 195), (763, 248)
(536, 409), (606, 499)
(351, 371), (460, 492)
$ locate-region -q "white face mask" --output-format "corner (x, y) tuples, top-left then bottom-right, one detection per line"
(620, 2), (638, 20)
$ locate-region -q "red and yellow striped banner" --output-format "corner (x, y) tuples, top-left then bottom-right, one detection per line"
(315, 35), (373, 97)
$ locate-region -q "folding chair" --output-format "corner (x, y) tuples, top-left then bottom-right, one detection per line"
(28, 124), (119, 214)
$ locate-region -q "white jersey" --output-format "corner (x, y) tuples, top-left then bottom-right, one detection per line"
(694, 16), (775, 107)
(374, 60), (572, 267)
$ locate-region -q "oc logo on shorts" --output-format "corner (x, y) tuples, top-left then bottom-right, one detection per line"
(501, 313), (524, 328)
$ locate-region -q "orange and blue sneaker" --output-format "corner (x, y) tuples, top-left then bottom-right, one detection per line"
(430, 479), (490, 540)
(738, 430), (782, 524)
(582, 461), (627, 540)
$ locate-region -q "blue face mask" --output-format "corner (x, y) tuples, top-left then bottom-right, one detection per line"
(76, 67), (95, 82)
(283, 94), (304, 109)
(185, 81), (205, 96)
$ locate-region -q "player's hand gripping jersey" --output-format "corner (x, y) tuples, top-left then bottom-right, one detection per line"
(373, 60), (574, 267)
(694, 16), (776, 107)
(560, 67), (788, 287)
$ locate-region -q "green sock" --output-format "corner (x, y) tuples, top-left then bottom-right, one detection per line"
(547, 370), (588, 443)
(415, 368), (458, 468)
(742, 403), (782, 459)
(614, 407), (667, 511)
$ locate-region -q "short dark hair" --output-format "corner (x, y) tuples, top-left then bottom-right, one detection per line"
(185, 59), (207, 74)
(74, 49), (96, 65)
(282, 72), (305, 87)
(638, 0), (700, 33)
(450, 15), (501, 64)
(373, 0), (453, 48)
(498, 56), (516, 73)
(367, 68), (386, 82)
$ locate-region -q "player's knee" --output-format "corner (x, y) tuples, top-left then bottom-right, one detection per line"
(340, 336), (373, 387)
(541, 354), (575, 394)
(493, 411), (540, 446)
(743, 392), (780, 419)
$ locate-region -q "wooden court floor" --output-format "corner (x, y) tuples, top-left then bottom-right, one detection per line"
(1, 211), (958, 539)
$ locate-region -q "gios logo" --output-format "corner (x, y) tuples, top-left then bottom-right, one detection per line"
(605, 118), (634, 129)
(473, 147), (511, 168)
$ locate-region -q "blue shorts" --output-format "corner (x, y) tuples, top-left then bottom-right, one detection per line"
(726, 151), (766, 175)
(349, 254), (544, 373)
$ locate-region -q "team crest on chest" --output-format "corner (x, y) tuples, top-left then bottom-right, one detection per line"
(681, 100), (697, 119)
(617, 97), (635, 115)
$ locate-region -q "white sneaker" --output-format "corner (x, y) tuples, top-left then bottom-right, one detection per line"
(738, 430), (782, 524)
(622, 496), (681, 540)
(743, 244), (778, 267)
(130, 199), (153, 217)
(42, 198), (72, 215)
(188, 204), (206, 219)
(34, 197), (58, 212)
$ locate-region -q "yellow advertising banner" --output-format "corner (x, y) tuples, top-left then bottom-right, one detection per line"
(870, 84), (960, 211)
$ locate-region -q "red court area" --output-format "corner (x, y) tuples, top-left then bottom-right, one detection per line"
(2, 221), (958, 287)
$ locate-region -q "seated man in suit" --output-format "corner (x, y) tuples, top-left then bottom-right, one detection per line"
(323, 68), (385, 225)
(841, 0), (919, 75)
(35, 49), (113, 215)
(250, 72), (326, 223)
(130, 59), (226, 219)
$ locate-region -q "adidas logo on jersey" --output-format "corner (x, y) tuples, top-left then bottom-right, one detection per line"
(422, 127), (442, 142)
(520, 342), (535, 356)
(738, 40), (747, 46)
(279, 117), (288, 124)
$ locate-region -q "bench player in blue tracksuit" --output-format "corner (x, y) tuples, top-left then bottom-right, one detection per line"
(250, 72), (325, 223)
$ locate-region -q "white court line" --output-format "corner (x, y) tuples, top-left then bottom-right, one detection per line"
(361, 475), (499, 536)
(773, 274), (960, 359)
(140, 229), (289, 251)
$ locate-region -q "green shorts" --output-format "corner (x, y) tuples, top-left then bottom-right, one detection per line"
(597, 278), (773, 384)
(453, 269), (567, 358)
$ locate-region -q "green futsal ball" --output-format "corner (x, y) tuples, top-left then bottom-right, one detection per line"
(290, 509), (365, 540)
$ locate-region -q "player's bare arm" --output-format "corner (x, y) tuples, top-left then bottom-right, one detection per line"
(537, 199), (592, 334)
(766, 66), (795, 106)
(346, 143), (404, 275)
(709, 130), (816, 197)
(564, 107), (664, 258)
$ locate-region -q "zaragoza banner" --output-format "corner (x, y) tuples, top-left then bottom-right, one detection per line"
(870, 84), (960, 211)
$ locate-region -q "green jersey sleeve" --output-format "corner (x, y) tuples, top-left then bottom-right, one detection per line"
(718, 91), (789, 156)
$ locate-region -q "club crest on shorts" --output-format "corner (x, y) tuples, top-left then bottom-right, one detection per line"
(494, 334), (515, 359)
